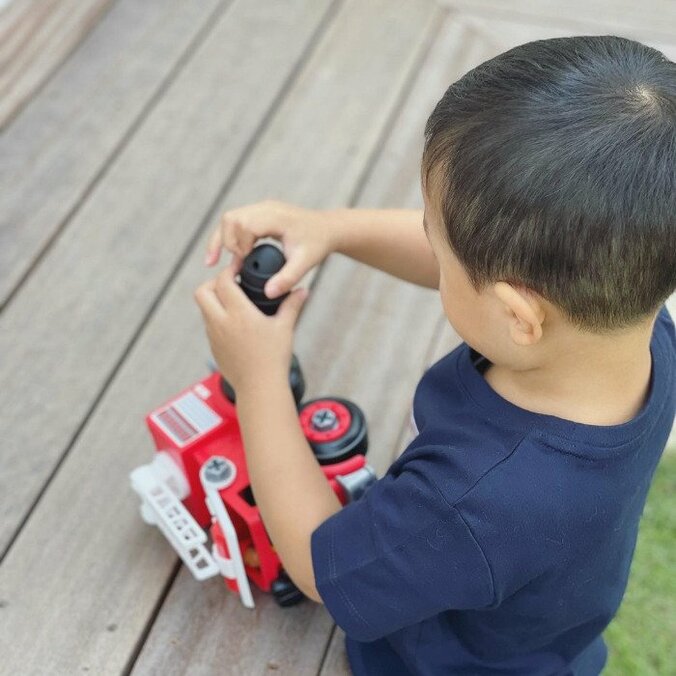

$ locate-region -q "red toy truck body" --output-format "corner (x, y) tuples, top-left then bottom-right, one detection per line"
(131, 370), (373, 608)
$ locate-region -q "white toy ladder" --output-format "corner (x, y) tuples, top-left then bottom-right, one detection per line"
(130, 453), (219, 580)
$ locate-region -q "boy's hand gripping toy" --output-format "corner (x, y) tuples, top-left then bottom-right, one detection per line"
(130, 244), (375, 608)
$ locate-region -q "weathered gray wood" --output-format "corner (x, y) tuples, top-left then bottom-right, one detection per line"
(0, 0), (336, 559)
(319, 628), (351, 676)
(0, 1), (440, 673)
(441, 0), (676, 43)
(0, 0), (225, 308)
(129, 580), (336, 675)
(0, 0), (114, 128)
(457, 12), (676, 63)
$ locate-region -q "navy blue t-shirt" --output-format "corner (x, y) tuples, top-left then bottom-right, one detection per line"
(311, 307), (675, 675)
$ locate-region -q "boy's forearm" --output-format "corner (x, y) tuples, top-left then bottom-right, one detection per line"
(235, 373), (340, 603)
(326, 208), (439, 289)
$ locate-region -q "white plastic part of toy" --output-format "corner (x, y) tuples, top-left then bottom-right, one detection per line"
(336, 464), (377, 503)
(151, 451), (191, 499)
(200, 462), (255, 609)
(130, 456), (219, 581)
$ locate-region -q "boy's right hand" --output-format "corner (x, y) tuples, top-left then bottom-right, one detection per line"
(205, 200), (336, 300)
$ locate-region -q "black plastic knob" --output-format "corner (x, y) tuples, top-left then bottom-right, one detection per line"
(238, 243), (289, 315)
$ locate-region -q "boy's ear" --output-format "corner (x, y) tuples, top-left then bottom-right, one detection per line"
(493, 282), (545, 346)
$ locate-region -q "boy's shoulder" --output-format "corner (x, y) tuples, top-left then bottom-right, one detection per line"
(400, 304), (674, 590)
(412, 304), (674, 453)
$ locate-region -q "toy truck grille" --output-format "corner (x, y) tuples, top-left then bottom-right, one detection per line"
(151, 391), (222, 447)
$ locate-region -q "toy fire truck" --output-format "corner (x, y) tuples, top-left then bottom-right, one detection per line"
(130, 244), (376, 608)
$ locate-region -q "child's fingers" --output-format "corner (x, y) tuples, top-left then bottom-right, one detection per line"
(229, 251), (243, 276)
(205, 229), (223, 266)
(277, 287), (309, 328)
(233, 220), (257, 257)
(194, 279), (225, 319)
(265, 254), (309, 299)
(214, 259), (249, 309)
(206, 215), (245, 266)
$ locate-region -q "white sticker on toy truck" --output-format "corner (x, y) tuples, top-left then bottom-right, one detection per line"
(193, 384), (211, 399)
(152, 392), (222, 447)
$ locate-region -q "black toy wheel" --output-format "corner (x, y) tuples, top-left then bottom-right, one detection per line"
(299, 397), (368, 465)
(220, 353), (305, 406)
(271, 571), (305, 607)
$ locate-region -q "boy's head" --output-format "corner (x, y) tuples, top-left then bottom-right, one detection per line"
(421, 36), (675, 363)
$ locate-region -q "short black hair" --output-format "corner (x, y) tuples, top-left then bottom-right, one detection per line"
(422, 35), (676, 331)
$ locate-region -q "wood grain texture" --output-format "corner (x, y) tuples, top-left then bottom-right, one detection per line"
(319, 628), (351, 676)
(0, 0), (334, 557)
(0, 0), (115, 129)
(0, 0), (225, 309)
(130, 577), (335, 676)
(440, 0), (676, 43)
(457, 12), (676, 63)
(0, 1), (440, 673)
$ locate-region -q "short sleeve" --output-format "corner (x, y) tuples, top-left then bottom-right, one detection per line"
(310, 450), (494, 642)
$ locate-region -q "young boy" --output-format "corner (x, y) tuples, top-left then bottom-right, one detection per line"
(195, 36), (676, 675)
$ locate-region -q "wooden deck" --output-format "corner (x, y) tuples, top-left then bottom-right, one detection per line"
(0, 1), (674, 674)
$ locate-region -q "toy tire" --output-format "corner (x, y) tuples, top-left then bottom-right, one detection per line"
(271, 572), (305, 607)
(299, 397), (368, 465)
(220, 353), (305, 405)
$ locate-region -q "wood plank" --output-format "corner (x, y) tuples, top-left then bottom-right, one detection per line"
(0, 0), (226, 309)
(0, 0), (335, 557)
(0, 0), (115, 129)
(457, 12), (676, 63)
(441, 0), (676, 43)
(129, 580), (336, 675)
(0, 1), (440, 674)
(320, 628), (352, 676)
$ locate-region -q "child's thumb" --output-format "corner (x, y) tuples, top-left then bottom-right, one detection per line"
(277, 287), (309, 327)
(265, 257), (307, 299)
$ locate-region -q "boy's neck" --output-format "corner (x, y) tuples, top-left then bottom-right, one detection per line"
(483, 316), (656, 427)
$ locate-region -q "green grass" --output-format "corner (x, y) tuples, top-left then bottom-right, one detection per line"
(604, 451), (676, 675)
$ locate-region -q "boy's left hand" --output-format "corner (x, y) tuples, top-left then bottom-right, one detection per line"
(194, 256), (309, 393)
